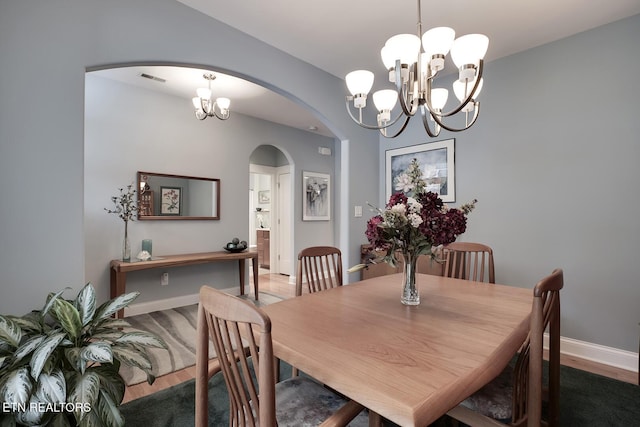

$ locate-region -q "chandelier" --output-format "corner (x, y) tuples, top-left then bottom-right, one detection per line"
(192, 73), (231, 121)
(345, 0), (488, 138)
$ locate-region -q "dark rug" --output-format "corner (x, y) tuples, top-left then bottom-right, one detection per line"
(121, 362), (639, 426)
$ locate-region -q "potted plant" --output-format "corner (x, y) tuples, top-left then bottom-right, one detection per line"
(0, 283), (167, 426)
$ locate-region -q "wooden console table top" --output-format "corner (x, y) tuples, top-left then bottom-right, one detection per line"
(110, 249), (258, 318)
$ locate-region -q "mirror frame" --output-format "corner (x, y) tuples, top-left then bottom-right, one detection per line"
(137, 171), (220, 220)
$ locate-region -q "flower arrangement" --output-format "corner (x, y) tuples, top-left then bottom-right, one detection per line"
(366, 159), (476, 266)
(362, 159), (476, 304)
(105, 184), (138, 261)
(104, 184), (138, 223)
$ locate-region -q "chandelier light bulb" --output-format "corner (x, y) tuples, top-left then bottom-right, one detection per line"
(196, 87), (212, 100)
(345, 70), (374, 96)
(384, 34), (421, 66)
(216, 97), (231, 110)
(373, 89), (398, 112)
(451, 34), (489, 66)
(192, 97), (202, 110)
(421, 27), (455, 73)
(430, 88), (449, 111)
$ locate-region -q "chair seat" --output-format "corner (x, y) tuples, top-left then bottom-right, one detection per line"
(275, 377), (369, 427)
(460, 365), (514, 422)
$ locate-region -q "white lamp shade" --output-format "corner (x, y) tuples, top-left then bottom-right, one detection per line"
(372, 89), (398, 111)
(380, 45), (395, 70)
(384, 34), (421, 65)
(422, 27), (455, 58)
(453, 78), (483, 101)
(196, 87), (212, 99)
(430, 88), (449, 110)
(192, 97), (202, 109)
(345, 70), (374, 95)
(216, 97), (231, 110)
(451, 34), (489, 68)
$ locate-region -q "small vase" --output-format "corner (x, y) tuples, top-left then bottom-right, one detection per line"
(122, 222), (131, 262)
(400, 251), (420, 305)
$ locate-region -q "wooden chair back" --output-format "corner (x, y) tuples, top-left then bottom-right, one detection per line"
(196, 286), (276, 427)
(446, 268), (563, 427)
(296, 246), (343, 296)
(443, 242), (495, 283)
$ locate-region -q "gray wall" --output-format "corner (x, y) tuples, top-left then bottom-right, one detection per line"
(381, 14), (640, 353)
(85, 74), (341, 304)
(0, 0), (377, 314)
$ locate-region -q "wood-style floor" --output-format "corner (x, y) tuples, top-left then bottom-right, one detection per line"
(123, 271), (638, 404)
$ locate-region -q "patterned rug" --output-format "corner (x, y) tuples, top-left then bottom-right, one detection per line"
(120, 292), (285, 386)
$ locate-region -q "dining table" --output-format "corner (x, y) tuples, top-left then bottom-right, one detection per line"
(261, 273), (533, 427)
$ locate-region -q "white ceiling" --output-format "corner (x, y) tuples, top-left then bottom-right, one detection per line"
(95, 0), (640, 137)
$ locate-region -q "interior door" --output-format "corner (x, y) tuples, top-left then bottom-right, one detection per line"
(277, 169), (292, 275)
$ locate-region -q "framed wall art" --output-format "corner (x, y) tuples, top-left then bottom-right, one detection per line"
(385, 138), (455, 202)
(160, 186), (182, 215)
(302, 171), (330, 221)
(258, 190), (270, 203)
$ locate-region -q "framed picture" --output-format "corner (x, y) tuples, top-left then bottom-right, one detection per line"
(303, 171), (330, 221)
(160, 186), (182, 215)
(258, 190), (270, 203)
(385, 139), (455, 202)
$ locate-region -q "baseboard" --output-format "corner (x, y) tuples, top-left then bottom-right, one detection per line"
(545, 333), (639, 373)
(124, 286), (237, 317)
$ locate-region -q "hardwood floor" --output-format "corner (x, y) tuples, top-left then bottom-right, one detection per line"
(123, 271), (638, 404)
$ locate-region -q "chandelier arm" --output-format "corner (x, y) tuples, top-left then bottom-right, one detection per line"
(436, 60), (484, 118)
(344, 98), (406, 130)
(418, 105), (441, 137)
(194, 110), (207, 121)
(422, 102), (481, 133)
(395, 61), (419, 117)
(379, 115), (413, 139)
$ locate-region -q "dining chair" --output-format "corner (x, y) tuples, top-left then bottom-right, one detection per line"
(195, 286), (366, 427)
(443, 242), (495, 283)
(296, 246), (343, 296)
(446, 268), (564, 427)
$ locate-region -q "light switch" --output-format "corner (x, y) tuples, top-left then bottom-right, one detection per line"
(355, 205), (363, 217)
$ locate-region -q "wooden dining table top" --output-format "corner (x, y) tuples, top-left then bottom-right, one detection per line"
(261, 273), (533, 427)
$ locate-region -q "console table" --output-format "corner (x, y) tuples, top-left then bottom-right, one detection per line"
(110, 249), (258, 318)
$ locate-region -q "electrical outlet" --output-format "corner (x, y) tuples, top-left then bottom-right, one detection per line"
(161, 272), (169, 286)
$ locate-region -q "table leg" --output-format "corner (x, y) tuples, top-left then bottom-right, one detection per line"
(110, 267), (127, 319)
(368, 412), (383, 427)
(252, 256), (259, 300)
(238, 259), (246, 296)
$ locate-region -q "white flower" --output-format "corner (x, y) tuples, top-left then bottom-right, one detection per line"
(408, 212), (423, 228)
(406, 197), (422, 213)
(394, 173), (413, 193)
(390, 203), (406, 215)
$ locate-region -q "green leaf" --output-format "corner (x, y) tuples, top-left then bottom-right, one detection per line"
(95, 389), (125, 427)
(80, 342), (113, 364)
(30, 332), (65, 380)
(64, 347), (85, 374)
(35, 368), (66, 404)
(67, 371), (100, 422)
(111, 345), (152, 371)
(49, 413), (73, 427)
(96, 318), (131, 329)
(52, 298), (82, 340)
(10, 313), (42, 333)
(90, 330), (124, 342)
(75, 283), (97, 327)
(93, 365), (125, 405)
(0, 316), (21, 348)
(14, 395), (45, 426)
(94, 292), (139, 322)
(42, 288), (71, 318)
(116, 331), (167, 349)
(1, 366), (32, 405)
(13, 334), (46, 364)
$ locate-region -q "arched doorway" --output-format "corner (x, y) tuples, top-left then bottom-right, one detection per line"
(249, 145), (294, 279)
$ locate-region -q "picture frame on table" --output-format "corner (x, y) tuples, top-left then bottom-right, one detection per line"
(160, 186), (182, 216)
(302, 171), (330, 221)
(385, 138), (455, 202)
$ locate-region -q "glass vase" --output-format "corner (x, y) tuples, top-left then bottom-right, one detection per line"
(122, 222), (131, 262)
(400, 251), (420, 305)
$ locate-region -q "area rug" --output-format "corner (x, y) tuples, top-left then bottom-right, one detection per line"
(120, 292), (285, 386)
(121, 361), (640, 426)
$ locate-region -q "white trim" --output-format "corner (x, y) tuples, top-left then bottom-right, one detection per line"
(124, 286), (238, 317)
(545, 333), (639, 373)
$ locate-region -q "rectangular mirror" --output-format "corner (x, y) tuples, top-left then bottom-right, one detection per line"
(137, 171), (220, 220)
